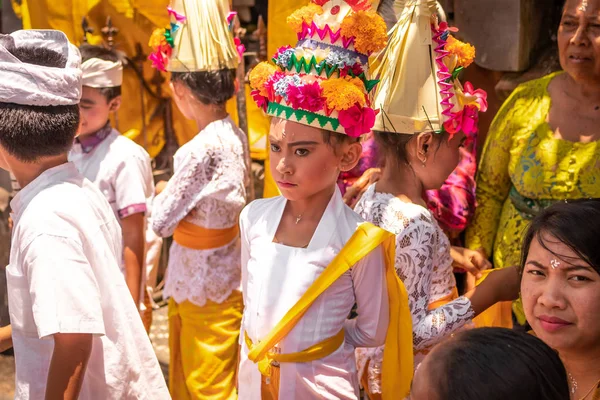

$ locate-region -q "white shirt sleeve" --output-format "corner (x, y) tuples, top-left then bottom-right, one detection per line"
(23, 234), (105, 339)
(114, 154), (152, 219)
(344, 245), (389, 348)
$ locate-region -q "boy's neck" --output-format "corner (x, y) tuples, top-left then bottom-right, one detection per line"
(10, 154), (69, 189)
(377, 157), (425, 206)
(286, 184), (335, 224)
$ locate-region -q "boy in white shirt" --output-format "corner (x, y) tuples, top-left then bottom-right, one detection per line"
(0, 30), (169, 399)
(70, 44), (156, 321)
(239, 1), (413, 398)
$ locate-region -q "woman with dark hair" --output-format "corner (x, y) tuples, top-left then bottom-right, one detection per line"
(521, 199), (600, 400)
(466, 0), (600, 325)
(411, 328), (570, 400)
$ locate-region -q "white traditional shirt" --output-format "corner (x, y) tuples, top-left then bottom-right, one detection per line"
(238, 188), (389, 400)
(69, 125), (154, 222)
(152, 116), (250, 306)
(355, 184), (475, 393)
(6, 163), (169, 400)
(69, 125), (156, 307)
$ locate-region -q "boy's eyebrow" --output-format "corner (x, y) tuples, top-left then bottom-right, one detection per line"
(80, 98), (96, 105)
(287, 141), (320, 147)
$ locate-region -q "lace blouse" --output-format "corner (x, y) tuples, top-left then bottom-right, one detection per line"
(354, 184), (474, 392)
(152, 116), (250, 306)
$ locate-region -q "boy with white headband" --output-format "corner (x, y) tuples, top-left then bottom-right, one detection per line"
(69, 44), (155, 323)
(0, 30), (169, 399)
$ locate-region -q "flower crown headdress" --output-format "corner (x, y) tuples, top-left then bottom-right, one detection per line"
(371, 0), (487, 140)
(248, 0), (388, 138)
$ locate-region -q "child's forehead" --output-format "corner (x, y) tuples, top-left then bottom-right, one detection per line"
(269, 118), (325, 143)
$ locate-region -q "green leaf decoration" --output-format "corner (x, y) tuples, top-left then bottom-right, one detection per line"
(365, 79), (379, 93)
(451, 66), (464, 81)
(164, 29), (174, 48)
(266, 103), (341, 132)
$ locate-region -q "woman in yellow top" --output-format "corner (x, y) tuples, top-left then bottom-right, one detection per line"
(520, 199), (600, 400)
(466, 0), (600, 323)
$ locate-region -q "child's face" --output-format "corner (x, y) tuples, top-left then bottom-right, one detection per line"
(79, 86), (120, 137)
(269, 118), (361, 201)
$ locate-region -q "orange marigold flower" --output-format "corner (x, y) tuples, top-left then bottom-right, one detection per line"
(287, 4), (324, 33)
(249, 62), (280, 97)
(148, 28), (167, 51)
(340, 10), (388, 54)
(321, 76), (366, 111)
(445, 35), (475, 69)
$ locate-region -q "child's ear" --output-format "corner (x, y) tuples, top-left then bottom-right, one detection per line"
(108, 95), (122, 113)
(339, 140), (362, 172)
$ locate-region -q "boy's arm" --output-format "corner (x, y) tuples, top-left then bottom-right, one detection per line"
(45, 333), (93, 400)
(121, 213), (145, 306)
(0, 325), (12, 353)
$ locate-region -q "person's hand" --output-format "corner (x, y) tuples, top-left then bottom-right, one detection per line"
(155, 180), (168, 196)
(495, 265), (521, 302)
(342, 168), (382, 208)
(451, 246), (492, 279)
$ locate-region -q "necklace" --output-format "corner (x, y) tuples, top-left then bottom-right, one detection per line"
(295, 214), (303, 224)
(569, 372), (600, 400)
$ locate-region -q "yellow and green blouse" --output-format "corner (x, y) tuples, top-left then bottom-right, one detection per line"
(466, 72), (600, 322)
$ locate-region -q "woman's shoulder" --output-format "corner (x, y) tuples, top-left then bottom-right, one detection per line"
(511, 71), (563, 101)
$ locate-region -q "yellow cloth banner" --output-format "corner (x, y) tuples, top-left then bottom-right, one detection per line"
(245, 222), (413, 399)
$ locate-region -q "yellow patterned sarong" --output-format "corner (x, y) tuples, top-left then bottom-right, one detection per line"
(168, 291), (243, 400)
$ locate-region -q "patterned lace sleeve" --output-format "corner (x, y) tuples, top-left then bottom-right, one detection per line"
(152, 149), (215, 237)
(465, 84), (532, 255)
(396, 219), (474, 351)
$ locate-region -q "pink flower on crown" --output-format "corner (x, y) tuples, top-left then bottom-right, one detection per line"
(463, 81), (488, 112)
(338, 104), (376, 137)
(264, 71), (286, 101)
(287, 81), (326, 112)
(234, 38), (246, 61)
(148, 51), (167, 72)
(274, 45), (293, 60)
(251, 89), (268, 112)
(340, 63), (364, 78)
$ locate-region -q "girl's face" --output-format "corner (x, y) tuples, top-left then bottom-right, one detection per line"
(522, 233), (600, 355)
(412, 132), (465, 190)
(558, 0), (600, 84)
(269, 118), (361, 201)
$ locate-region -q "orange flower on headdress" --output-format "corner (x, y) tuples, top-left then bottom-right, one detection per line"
(149, 27), (168, 52)
(321, 76), (366, 111)
(287, 3), (324, 33)
(249, 62), (281, 97)
(445, 35), (475, 69)
(340, 10), (388, 54)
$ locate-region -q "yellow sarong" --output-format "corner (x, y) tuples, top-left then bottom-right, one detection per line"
(169, 220), (243, 399)
(168, 291), (243, 400)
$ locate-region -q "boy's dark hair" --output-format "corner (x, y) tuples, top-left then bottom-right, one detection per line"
(0, 47), (80, 163)
(429, 328), (569, 400)
(171, 69), (236, 106)
(79, 44), (122, 102)
(520, 199), (600, 276)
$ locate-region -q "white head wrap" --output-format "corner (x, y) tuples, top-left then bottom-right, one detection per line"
(81, 58), (123, 88)
(0, 30), (82, 106)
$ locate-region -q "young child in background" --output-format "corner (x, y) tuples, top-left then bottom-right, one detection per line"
(354, 1), (521, 398)
(239, 1), (413, 399)
(149, 0), (251, 398)
(0, 30), (168, 399)
(69, 44), (154, 319)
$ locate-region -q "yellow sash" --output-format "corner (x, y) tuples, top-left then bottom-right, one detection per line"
(245, 222), (413, 399)
(472, 269), (513, 329)
(173, 220), (239, 250)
